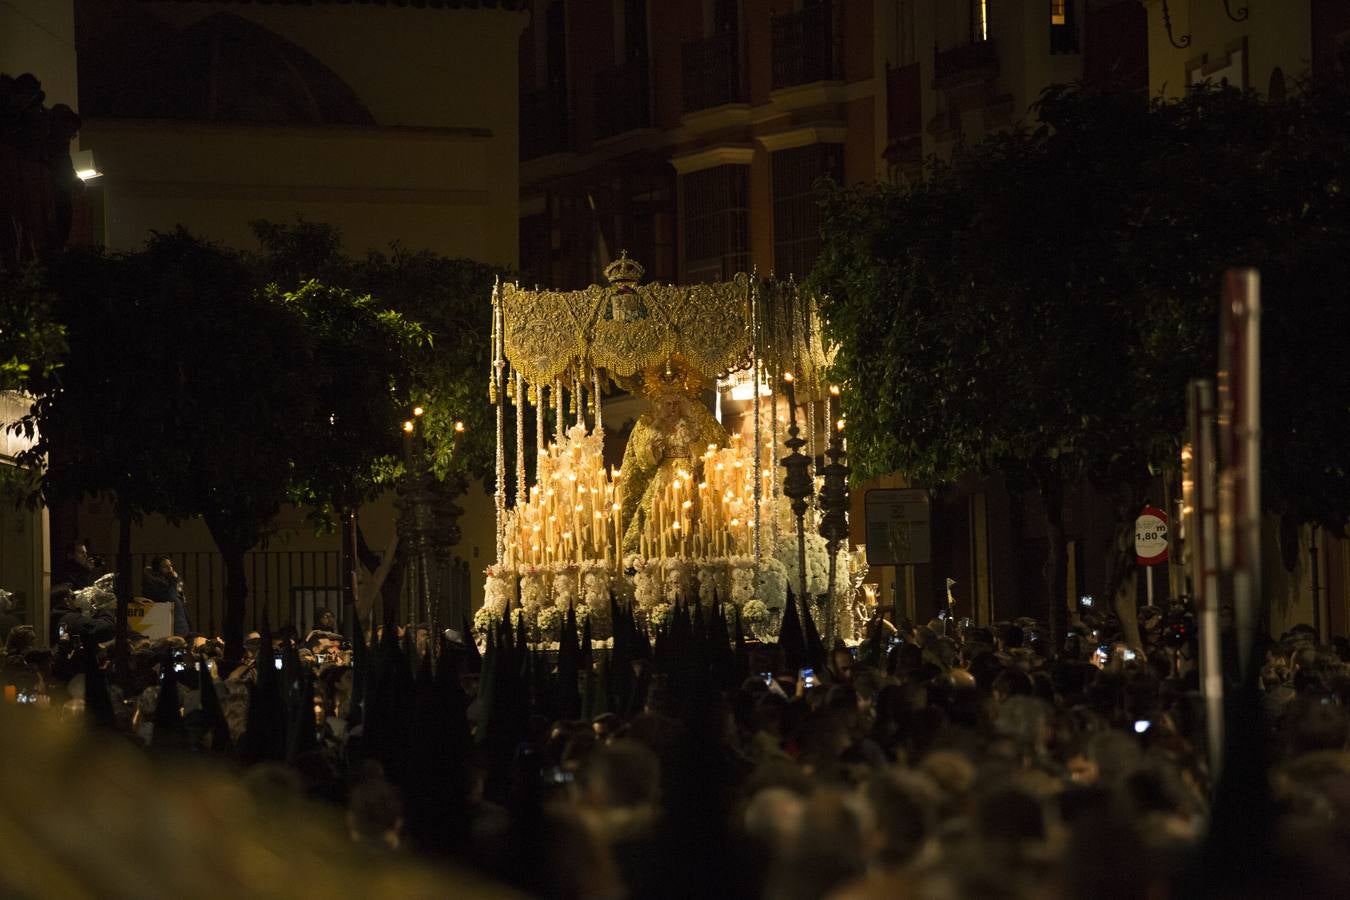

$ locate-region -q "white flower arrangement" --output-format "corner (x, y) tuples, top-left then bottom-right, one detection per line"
(661, 558), (693, 605)
(536, 604), (563, 639)
(482, 573), (512, 618)
(757, 556), (788, 610)
(554, 570), (578, 610)
(473, 604), (502, 636)
(741, 598), (769, 628)
(581, 560), (610, 609)
(697, 560), (726, 605)
(729, 558), (757, 607)
(634, 562), (660, 610)
(647, 603), (672, 628)
(519, 570), (546, 610)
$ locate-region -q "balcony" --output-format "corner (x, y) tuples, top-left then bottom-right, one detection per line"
(520, 82), (569, 161)
(683, 30), (743, 114)
(933, 39), (998, 88)
(593, 60), (651, 141)
(771, 2), (837, 91)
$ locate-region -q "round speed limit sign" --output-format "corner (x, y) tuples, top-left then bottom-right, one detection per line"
(1135, 506), (1169, 565)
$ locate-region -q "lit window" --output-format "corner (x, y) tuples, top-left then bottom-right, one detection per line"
(1051, 0), (1067, 26)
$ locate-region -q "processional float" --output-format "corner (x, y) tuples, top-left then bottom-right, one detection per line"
(482, 255), (865, 643)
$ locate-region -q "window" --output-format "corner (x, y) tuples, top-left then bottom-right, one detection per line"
(1050, 1), (1078, 54)
(772, 144), (843, 278)
(682, 165), (750, 283)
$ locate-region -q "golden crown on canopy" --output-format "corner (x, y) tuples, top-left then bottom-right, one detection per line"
(499, 254), (755, 388)
(603, 251), (645, 287)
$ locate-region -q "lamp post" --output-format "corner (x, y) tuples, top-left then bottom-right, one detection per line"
(395, 412), (467, 661)
(779, 373), (814, 614)
(818, 414), (850, 646)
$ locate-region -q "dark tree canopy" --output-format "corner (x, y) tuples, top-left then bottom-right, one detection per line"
(811, 78), (1350, 639)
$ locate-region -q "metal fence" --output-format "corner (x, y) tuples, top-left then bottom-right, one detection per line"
(129, 550), (344, 637)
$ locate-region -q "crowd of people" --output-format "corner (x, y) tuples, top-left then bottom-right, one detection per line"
(3, 552), (1350, 899)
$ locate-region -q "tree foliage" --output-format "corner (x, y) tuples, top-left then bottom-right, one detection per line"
(811, 78), (1350, 637)
(250, 219), (512, 490)
(20, 229), (429, 659)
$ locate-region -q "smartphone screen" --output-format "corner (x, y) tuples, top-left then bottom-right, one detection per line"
(273, 655), (284, 671)
(800, 667), (816, 689)
(760, 672), (774, 687)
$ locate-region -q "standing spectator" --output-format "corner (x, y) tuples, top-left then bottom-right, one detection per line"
(143, 556), (192, 637)
(53, 539), (98, 590)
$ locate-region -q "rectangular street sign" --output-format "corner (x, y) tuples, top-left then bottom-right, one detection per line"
(864, 488), (931, 566)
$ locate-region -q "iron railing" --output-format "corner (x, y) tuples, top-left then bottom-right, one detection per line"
(130, 550), (344, 636)
(682, 30), (743, 113)
(771, 2), (836, 90)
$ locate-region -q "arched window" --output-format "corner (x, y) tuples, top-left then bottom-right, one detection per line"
(91, 13), (373, 126)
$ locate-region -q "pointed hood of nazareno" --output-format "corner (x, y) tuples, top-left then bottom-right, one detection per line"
(347, 604), (372, 728)
(82, 637), (117, 731)
(778, 589), (806, 674)
(151, 662), (188, 752)
(556, 602), (581, 721)
(241, 613), (287, 764)
(196, 654), (233, 754)
(802, 593), (826, 672)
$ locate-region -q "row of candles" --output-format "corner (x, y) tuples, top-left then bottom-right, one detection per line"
(496, 375), (845, 568)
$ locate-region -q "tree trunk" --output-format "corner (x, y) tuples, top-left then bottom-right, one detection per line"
(206, 516), (250, 667)
(341, 508), (359, 630)
(1101, 483), (1149, 652)
(114, 502), (132, 676)
(1104, 521), (1143, 651)
(1036, 471), (1068, 650)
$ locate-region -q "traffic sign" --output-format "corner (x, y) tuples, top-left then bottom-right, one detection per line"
(1135, 505), (1170, 566)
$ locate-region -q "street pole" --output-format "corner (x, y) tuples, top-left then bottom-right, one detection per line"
(1188, 378), (1222, 778)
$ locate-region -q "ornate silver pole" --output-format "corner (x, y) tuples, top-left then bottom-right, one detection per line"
(492, 281), (506, 565)
(751, 275), (763, 581)
(515, 370), (526, 505)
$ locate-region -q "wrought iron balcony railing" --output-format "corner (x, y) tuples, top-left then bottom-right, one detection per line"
(682, 30), (743, 114)
(771, 2), (836, 90)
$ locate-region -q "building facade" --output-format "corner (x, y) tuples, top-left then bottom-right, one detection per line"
(2, 0), (526, 640)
